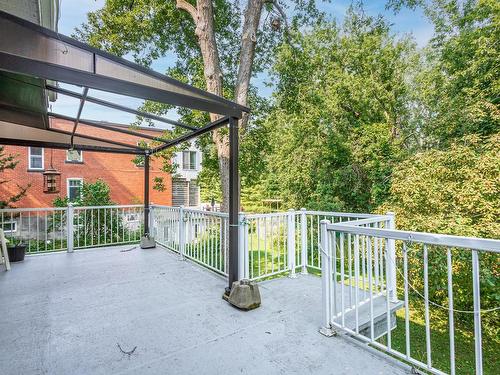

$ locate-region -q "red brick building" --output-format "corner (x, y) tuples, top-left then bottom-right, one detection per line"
(0, 118), (172, 208)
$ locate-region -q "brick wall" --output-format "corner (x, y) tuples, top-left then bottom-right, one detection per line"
(0, 118), (172, 208)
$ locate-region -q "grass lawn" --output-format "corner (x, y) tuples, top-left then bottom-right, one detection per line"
(378, 305), (499, 374)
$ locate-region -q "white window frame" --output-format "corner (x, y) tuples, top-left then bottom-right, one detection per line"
(66, 178), (83, 201)
(66, 149), (83, 163)
(2, 221), (17, 234)
(28, 147), (44, 170)
(182, 151), (197, 171)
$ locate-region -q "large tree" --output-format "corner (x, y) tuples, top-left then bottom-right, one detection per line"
(76, 0), (319, 211)
(388, 0), (500, 146)
(261, 6), (417, 211)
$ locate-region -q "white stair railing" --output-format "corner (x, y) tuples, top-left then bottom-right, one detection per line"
(320, 219), (500, 375)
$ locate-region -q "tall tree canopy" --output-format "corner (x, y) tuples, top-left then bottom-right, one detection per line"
(389, 0), (500, 145)
(260, 6), (417, 212)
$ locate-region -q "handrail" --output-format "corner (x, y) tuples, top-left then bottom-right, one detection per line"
(0, 207), (67, 213)
(303, 210), (377, 218)
(328, 223), (500, 253)
(73, 204), (143, 210)
(341, 215), (391, 226)
(245, 212), (289, 219)
(0, 205), (143, 213)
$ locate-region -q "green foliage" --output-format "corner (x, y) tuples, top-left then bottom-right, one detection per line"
(75, 0), (323, 206)
(382, 133), (499, 332)
(153, 176), (165, 192)
(0, 146), (30, 208)
(54, 179), (114, 207)
(382, 134), (500, 238)
(392, 0), (500, 145)
(261, 7), (416, 212)
(53, 179), (140, 247)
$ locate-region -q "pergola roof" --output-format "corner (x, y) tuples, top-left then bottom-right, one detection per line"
(0, 10), (249, 155)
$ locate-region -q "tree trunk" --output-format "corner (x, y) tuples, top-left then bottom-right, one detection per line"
(234, 0), (264, 132)
(176, 0), (264, 213)
(192, 0), (230, 212)
(235, 0), (264, 133)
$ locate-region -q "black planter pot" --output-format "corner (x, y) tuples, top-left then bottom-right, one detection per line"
(7, 244), (26, 262)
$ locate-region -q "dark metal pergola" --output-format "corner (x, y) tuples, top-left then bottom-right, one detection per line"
(0, 10), (248, 291)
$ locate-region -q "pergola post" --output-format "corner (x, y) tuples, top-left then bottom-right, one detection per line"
(141, 152), (155, 248)
(227, 116), (240, 292)
(224, 116), (261, 309)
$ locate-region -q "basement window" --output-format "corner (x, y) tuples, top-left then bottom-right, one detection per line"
(2, 221), (17, 234)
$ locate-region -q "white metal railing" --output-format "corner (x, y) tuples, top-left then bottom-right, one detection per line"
(300, 209), (378, 272)
(72, 205), (144, 249)
(320, 218), (500, 375)
(0, 205), (144, 253)
(0, 207), (68, 252)
(152, 205), (229, 276)
(151, 206), (385, 281)
(239, 211), (293, 280)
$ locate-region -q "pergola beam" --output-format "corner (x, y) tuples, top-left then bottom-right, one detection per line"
(70, 87), (89, 146)
(227, 117), (240, 291)
(152, 116), (229, 154)
(0, 137), (143, 154)
(49, 128), (143, 151)
(49, 112), (175, 145)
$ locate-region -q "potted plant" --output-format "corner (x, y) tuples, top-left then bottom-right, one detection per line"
(6, 238), (27, 262)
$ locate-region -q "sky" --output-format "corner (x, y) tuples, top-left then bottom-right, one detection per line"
(53, 0), (433, 126)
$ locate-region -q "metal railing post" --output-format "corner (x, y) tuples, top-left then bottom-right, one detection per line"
(287, 209), (297, 278)
(149, 205), (155, 239)
(67, 204), (74, 253)
(238, 212), (247, 280)
(319, 219), (335, 336)
(386, 211), (397, 302)
(472, 250), (483, 374)
(300, 208), (308, 274)
(179, 206), (185, 259)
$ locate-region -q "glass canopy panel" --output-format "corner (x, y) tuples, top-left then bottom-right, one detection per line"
(95, 56), (215, 102)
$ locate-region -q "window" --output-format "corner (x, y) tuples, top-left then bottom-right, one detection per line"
(182, 151), (197, 170)
(189, 180), (199, 206)
(2, 221), (17, 234)
(28, 147), (44, 170)
(67, 178), (83, 201)
(172, 179), (199, 207)
(172, 179), (188, 206)
(66, 149), (83, 163)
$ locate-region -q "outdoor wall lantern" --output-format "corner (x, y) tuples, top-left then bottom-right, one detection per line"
(43, 168), (60, 193)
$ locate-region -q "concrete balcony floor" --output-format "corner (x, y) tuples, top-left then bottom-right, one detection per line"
(0, 246), (407, 375)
